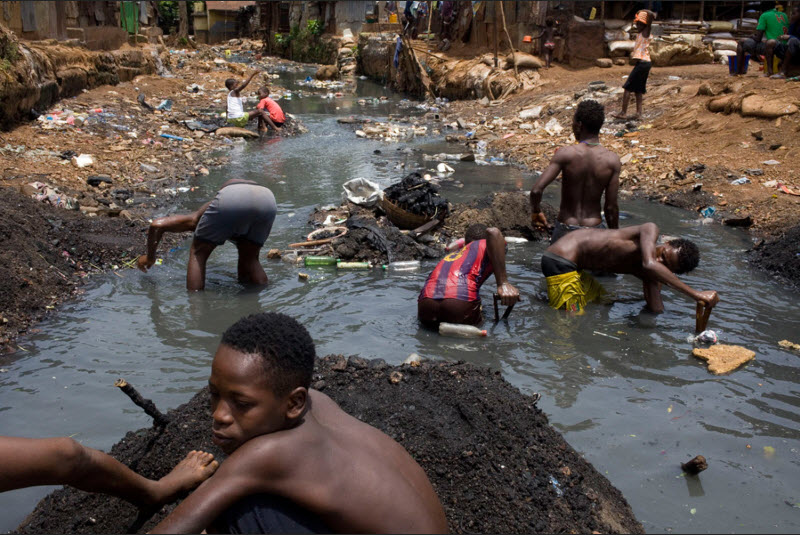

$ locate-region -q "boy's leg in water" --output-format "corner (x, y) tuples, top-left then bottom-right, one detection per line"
(187, 239), (217, 291)
(236, 239), (268, 286)
(0, 437), (218, 507)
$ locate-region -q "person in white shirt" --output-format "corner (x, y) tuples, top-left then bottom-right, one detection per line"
(225, 71), (269, 128)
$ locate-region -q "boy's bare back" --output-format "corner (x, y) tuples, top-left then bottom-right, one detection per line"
(556, 143), (620, 227)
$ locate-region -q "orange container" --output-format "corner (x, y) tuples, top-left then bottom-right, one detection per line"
(522, 35), (532, 43)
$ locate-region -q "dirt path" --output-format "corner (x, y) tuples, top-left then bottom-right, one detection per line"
(17, 357), (643, 534)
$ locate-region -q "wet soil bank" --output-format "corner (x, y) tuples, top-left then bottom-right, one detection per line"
(18, 357), (644, 534)
(0, 188), (181, 354)
(749, 224), (800, 288)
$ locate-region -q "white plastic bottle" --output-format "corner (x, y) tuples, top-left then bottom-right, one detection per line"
(382, 260), (421, 271)
(439, 322), (487, 338)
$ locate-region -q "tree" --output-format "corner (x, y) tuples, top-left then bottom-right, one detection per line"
(178, 0), (189, 37)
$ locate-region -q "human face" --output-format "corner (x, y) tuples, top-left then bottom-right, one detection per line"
(208, 344), (289, 454)
(657, 245), (681, 273)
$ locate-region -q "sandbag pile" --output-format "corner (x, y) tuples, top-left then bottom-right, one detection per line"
(383, 172), (449, 218)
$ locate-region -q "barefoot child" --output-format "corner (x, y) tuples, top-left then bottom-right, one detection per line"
(0, 437), (217, 507)
(535, 17), (559, 68)
(256, 86), (286, 132)
(225, 71), (269, 128)
(615, 10), (656, 120)
(152, 312), (448, 533)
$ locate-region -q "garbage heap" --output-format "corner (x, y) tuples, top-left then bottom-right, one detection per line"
(383, 172), (449, 220)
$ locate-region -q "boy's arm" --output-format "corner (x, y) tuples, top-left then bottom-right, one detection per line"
(151, 439), (283, 534)
(530, 149), (567, 228)
(138, 202), (212, 272)
(235, 71), (259, 93)
(484, 228), (520, 306)
(603, 158), (621, 229)
(637, 223), (719, 307)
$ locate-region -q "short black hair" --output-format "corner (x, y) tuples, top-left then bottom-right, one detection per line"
(575, 99), (605, 135)
(667, 239), (700, 274)
(221, 312), (316, 397)
(545, 16), (555, 26)
(465, 223), (489, 243)
(225, 78), (237, 90)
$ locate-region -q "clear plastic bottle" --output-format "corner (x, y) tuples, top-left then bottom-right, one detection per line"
(382, 260), (421, 271)
(304, 256), (337, 267)
(439, 322), (487, 338)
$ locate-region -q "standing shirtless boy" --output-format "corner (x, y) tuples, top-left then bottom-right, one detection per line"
(530, 100), (621, 243)
(151, 312), (448, 534)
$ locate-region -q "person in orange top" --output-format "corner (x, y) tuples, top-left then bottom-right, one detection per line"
(256, 86), (286, 133)
(614, 9), (656, 120)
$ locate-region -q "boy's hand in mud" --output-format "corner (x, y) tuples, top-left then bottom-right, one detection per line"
(137, 255), (155, 272)
(531, 212), (549, 230)
(696, 290), (719, 308)
(497, 283), (520, 306)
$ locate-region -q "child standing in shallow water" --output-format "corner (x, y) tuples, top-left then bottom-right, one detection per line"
(615, 10), (656, 120)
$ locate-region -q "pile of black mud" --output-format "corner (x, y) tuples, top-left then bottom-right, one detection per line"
(0, 188), (178, 354)
(446, 191), (555, 241)
(331, 207), (442, 264)
(749, 224), (800, 288)
(18, 357), (644, 534)
(383, 172), (449, 218)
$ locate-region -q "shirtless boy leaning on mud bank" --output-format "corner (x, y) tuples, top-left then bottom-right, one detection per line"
(530, 100), (621, 244)
(151, 312), (448, 534)
(541, 222), (719, 315)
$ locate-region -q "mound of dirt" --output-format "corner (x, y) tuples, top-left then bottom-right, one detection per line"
(749, 224), (800, 288)
(17, 357), (643, 534)
(446, 191), (555, 241)
(0, 188), (179, 354)
(333, 213), (441, 263)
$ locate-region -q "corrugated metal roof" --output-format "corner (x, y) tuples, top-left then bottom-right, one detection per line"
(206, 1), (256, 12)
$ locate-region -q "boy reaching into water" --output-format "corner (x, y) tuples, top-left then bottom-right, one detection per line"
(152, 312), (448, 534)
(0, 437), (217, 507)
(541, 222), (718, 316)
(614, 10), (656, 120)
(225, 71), (270, 128)
(418, 224), (520, 327)
(256, 86), (286, 133)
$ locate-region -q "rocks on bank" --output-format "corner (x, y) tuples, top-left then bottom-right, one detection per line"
(18, 357), (644, 534)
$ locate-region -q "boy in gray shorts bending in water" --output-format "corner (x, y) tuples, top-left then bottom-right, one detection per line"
(138, 179), (277, 291)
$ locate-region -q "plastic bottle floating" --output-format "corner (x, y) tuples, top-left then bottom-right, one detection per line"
(382, 260), (421, 271)
(439, 322), (487, 338)
(304, 256), (338, 267)
(336, 261), (371, 270)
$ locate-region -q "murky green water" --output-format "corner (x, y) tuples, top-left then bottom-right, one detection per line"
(1, 67), (798, 534)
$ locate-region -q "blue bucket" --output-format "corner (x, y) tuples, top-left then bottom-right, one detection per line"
(728, 54), (750, 74)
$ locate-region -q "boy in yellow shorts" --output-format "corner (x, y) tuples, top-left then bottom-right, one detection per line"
(541, 223), (718, 317)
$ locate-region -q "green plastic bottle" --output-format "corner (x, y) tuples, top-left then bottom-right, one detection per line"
(304, 256), (337, 267)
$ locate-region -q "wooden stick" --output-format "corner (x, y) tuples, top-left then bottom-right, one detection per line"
(499, 0), (519, 80)
(695, 302), (712, 333)
(115, 379), (169, 427)
(289, 237), (337, 248)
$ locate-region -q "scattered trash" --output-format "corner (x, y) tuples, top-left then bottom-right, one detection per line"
(383, 172), (449, 222)
(548, 475), (564, 497)
(28, 181), (78, 210)
(343, 177), (382, 207)
(436, 162), (455, 175)
(403, 353), (423, 366)
(778, 183), (800, 196)
(337, 261), (371, 270)
(72, 154), (94, 168)
(155, 99), (173, 111)
(504, 237), (528, 244)
(688, 330), (718, 344)
(86, 175), (112, 188)
(298, 272), (309, 281)
(763, 446), (776, 459)
(778, 340), (800, 351)
(160, 133), (185, 141)
(681, 455), (708, 475)
(140, 163), (159, 173)
(692, 344), (755, 374)
(730, 177), (750, 185)
(700, 206), (716, 218)
(762, 180), (778, 188)
(439, 323), (487, 338)
(383, 260), (421, 271)
(761, 159), (780, 165)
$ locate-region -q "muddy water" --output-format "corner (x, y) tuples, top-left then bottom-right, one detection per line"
(2, 68), (799, 534)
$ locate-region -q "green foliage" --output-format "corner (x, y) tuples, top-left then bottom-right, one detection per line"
(157, 1), (180, 34)
(178, 36), (188, 46)
(274, 33), (288, 46)
(289, 24), (301, 40)
(307, 19), (323, 36)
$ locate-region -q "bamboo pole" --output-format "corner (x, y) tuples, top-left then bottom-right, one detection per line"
(700, 0), (705, 22)
(499, 1), (518, 79)
(493, 2), (499, 67)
